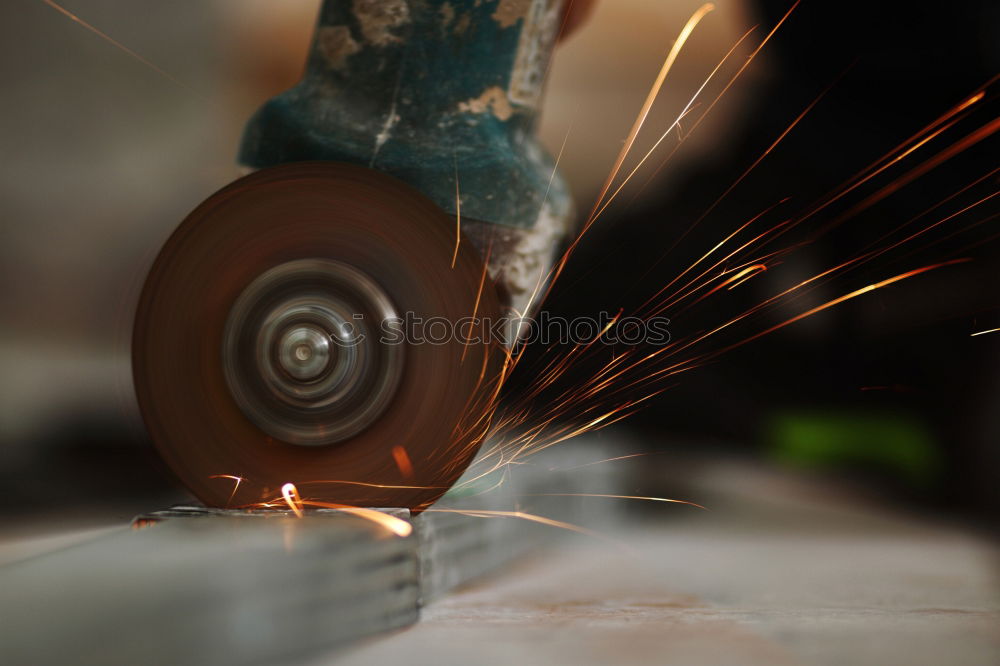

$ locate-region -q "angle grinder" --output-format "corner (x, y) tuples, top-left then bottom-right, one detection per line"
(133, 0), (574, 511)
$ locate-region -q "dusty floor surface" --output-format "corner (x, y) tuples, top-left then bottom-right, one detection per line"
(324, 461), (999, 666)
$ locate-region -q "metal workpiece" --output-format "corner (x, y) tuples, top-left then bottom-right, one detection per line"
(0, 441), (627, 665)
(1, 514), (421, 666)
(239, 0), (573, 234)
(418, 439), (631, 601)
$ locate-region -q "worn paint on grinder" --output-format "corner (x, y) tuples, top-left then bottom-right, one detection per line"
(239, 0), (573, 234)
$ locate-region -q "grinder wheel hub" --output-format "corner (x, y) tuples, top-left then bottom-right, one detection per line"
(222, 258), (403, 447)
(278, 325), (331, 381)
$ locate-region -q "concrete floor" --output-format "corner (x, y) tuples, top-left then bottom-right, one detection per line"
(324, 461), (999, 666)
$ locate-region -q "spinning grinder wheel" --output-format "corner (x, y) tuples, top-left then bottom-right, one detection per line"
(133, 163), (503, 511)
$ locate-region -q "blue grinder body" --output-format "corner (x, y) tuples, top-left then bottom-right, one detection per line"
(238, 0), (572, 233)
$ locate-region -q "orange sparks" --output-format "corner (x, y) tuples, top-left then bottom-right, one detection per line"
(300, 501), (413, 537)
(530, 493), (708, 511)
(546, 0), (799, 306)
(599, 1), (716, 204)
(632, 0), (802, 203)
(787, 87), (991, 236)
(392, 445), (414, 479)
(590, 25), (759, 224)
(726, 263), (768, 290)
(209, 474), (244, 507)
(713, 259), (973, 356)
(460, 242), (494, 365)
(574, 3), (716, 251)
(971, 327), (1000, 337)
(287, 479), (442, 490)
(836, 117), (1000, 224)
(273, 483), (412, 536)
(451, 155), (461, 268)
(682, 76), (839, 241)
(281, 482), (304, 518)
(39, 0), (198, 95)
(423, 508), (598, 538)
(550, 453), (656, 471)
(453, 34), (992, 483)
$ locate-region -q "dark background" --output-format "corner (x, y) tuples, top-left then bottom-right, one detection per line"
(515, 0), (1000, 519)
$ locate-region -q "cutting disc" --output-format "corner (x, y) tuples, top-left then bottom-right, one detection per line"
(134, 162), (503, 511)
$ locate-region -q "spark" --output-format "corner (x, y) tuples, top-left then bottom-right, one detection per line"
(451, 153), (461, 268)
(971, 327), (1000, 337)
(798, 88), (990, 230)
(392, 445), (414, 479)
(633, 0), (802, 202)
(638, 200), (789, 315)
(708, 259), (972, 357)
(300, 501), (413, 537)
(461, 241), (492, 363)
(578, 3), (716, 244)
(726, 263), (768, 289)
(549, 452), (657, 471)
(209, 474), (244, 507)
(281, 483), (304, 518)
(499, 118), (580, 345)
(445, 23), (994, 499)
(529, 493), (708, 510)
(39, 0), (198, 95)
(293, 479), (444, 490)
(835, 117), (1000, 224)
(423, 508), (598, 538)
(589, 25), (759, 223)
(678, 74), (842, 244)
(257, 482), (413, 536)
(858, 190), (1000, 266)
(547, 0), (800, 306)
(860, 168), (1000, 256)
(545, 118), (575, 210)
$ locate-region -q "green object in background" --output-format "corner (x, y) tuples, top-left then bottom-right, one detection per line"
(766, 412), (941, 488)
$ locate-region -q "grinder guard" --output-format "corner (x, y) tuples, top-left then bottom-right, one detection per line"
(239, 0), (574, 315)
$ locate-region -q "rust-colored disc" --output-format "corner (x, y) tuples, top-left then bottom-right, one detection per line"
(133, 162), (502, 511)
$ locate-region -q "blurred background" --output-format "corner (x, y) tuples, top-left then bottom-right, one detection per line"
(1, 0), (998, 534)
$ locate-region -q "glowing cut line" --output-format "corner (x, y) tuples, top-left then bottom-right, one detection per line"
(274, 483), (413, 536)
(281, 483), (304, 518)
(300, 501), (413, 537)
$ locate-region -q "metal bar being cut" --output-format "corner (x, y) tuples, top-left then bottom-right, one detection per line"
(0, 441), (625, 665)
